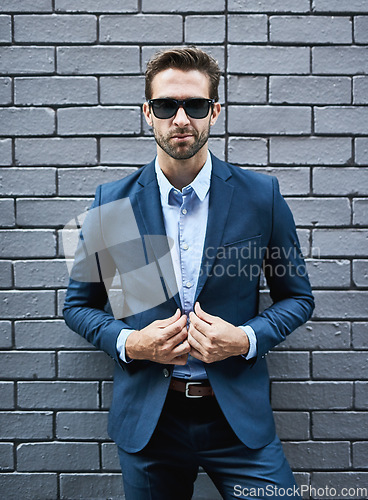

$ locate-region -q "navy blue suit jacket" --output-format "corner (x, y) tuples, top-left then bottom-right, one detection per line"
(63, 153), (314, 453)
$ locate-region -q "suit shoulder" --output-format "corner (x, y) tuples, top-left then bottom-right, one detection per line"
(225, 162), (277, 190)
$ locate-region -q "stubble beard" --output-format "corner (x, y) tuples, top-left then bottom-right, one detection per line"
(152, 121), (211, 160)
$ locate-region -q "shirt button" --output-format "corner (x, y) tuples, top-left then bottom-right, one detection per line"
(182, 208), (187, 215)
(182, 243), (189, 250)
(185, 281), (192, 289)
(163, 368), (170, 377)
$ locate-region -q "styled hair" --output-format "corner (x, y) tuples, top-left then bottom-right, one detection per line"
(145, 46), (221, 101)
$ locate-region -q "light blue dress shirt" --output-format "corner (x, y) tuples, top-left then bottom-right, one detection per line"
(116, 152), (257, 379)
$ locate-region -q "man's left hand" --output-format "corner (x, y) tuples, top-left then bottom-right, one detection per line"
(188, 302), (249, 363)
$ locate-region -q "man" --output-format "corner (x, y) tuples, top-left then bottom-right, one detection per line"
(63, 46), (314, 499)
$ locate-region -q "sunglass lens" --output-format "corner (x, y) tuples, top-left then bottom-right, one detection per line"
(152, 99), (178, 119)
(186, 99), (210, 119)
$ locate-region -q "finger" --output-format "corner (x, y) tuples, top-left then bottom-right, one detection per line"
(170, 353), (189, 365)
(163, 314), (187, 339)
(171, 339), (191, 357)
(189, 311), (208, 336)
(194, 302), (215, 325)
(187, 331), (206, 355)
(157, 308), (182, 328)
(187, 346), (203, 362)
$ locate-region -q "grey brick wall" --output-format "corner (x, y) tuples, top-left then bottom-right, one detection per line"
(0, 1), (367, 499)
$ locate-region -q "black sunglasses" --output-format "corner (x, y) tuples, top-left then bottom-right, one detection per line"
(148, 98), (215, 119)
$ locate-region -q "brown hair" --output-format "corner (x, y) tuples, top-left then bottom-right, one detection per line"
(145, 46), (221, 101)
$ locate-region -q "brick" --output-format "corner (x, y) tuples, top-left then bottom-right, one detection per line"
(313, 291), (368, 319)
(58, 167), (136, 196)
(284, 441), (350, 470)
(15, 77), (98, 106)
(57, 46), (139, 75)
(0, 291), (55, 319)
(353, 199), (368, 226)
(0, 139), (11, 166)
(0, 352), (55, 379)
(354, 76), (368, 104)
(0, 77), (11, 104)
(353, 442), (368, 469)
(313, 229), (368, 257)
(228, 138), (268, 166)
(228, 106), (311, 135)
(56, 411), (109, 439)
(313, 167), (368, 195)
(313, 352), (368, 380)
(249, 167), (310, 195)
(270, 16), (352, 44)
(0, 107), (54, 136)
(185, 15), (225, 44)
(286, 198), (350, 227)
(228, 15), (267, 43)
(270, 137), (352, 165)
(16, 198), (91, 227)
(14, 260), (68, 288)
(101, 381), (113, 409)
(0, 382), (14, 409)
(296, 228), (310, 255)
(142, 0), (225, 12)
(229, 0), (309, 11)
(276, 321), (350, 350)
(0, 230), (55, 258)
(355, 16), (368, 44)
(56, 0), (137, 12)
(227, 76), (267, 104)
(58, 351), (114, 380)
(100, 76), (145, 104)
(0, 319), (12, 347)
(60, 473), (124, 498)
(228, 46), (310, 75)
(315, 106), (368, 135)
(313, 412), (368, 439)
(0, 411), (53, 439)
(17, 442), (100, 471)
(208, 138), (225, 161)
(0, 47), (54, 75)
(313, 0), (368, 12)
(0, 474), (57, 500)
(267, 352), (310, 380)
(58, 106), (140, 135)
(0, 168), (56, 196)
(57, 289), (66, 317)
(15, 320), (91, 349)
(101, 137), (156, 165)
(0, 1), (52, 12)
(356, 138), (368, 165)
(0, 199), (14, 226)
(306, 259), (350, 288)
(101, 442), (120, 470)
(353, 323), (368, 350)
(18, 381), (99, 409)
(274, 412), (310, 440)
(14, 15), (96, 44)
(0, 15), (11, 43)
(100, 15), (182, 43)
(356, 380), (368, 408)
(272, 382), (353, 410)
(15, 138), (97, 166)
(313, 46), (368, 74)
(0, 443), (13, 470)
(353, 260), (368, 287)
(270, 76), (351, 105)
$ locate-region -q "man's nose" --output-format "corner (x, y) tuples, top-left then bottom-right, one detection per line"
(173, 106), (190, 127)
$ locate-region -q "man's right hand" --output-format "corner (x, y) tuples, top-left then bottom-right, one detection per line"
(125, 309), (190, 365)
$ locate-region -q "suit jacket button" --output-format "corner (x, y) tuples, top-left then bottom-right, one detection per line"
(163, 368), (170, 378)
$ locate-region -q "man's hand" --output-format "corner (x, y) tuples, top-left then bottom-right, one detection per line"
(125, 309), (190, 365)
(188, 302), (249, 363)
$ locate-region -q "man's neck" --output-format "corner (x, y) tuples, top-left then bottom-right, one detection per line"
(156, 146), (208, 191)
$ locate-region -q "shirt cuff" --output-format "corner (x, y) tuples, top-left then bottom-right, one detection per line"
(116, 328), (135, 363)
(238, 325), (257, 360)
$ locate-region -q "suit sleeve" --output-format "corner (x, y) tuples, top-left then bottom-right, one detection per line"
(243, 176), (314, 359)
(63, 185), (133, 364)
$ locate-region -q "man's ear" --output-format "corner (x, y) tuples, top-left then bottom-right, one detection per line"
(143, 102), (153, 127)
(210, 102), (221, 127)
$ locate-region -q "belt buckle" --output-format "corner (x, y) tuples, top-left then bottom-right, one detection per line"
(185, 381), (202, 398)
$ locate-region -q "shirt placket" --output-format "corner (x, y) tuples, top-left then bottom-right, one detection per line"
(178, 186), (194, 318)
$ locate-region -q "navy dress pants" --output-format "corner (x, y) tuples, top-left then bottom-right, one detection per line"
(117, 389), (300, 500)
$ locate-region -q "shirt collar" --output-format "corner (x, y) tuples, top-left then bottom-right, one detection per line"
(155, 151), (212, 205)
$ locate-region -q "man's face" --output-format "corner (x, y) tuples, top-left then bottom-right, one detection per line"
(143, 68), (220, 160)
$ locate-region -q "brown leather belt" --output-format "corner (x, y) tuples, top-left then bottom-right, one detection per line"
(169, 378), (215, 398)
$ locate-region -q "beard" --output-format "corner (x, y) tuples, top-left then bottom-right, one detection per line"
(152, 121), (211, 160)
